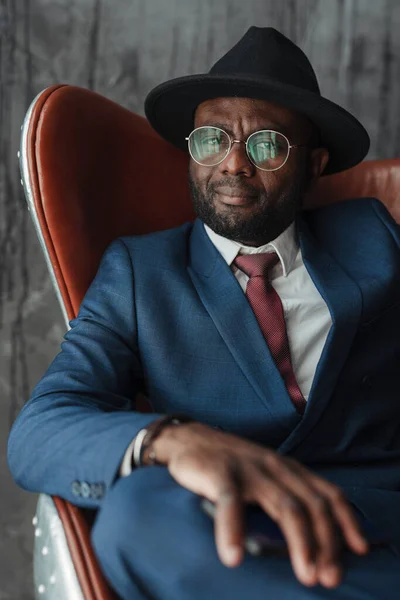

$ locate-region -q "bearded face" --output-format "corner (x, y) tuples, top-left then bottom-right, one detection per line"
(188, 97), (326, 246)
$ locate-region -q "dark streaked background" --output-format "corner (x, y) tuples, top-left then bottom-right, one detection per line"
(1, 1), (400, 597)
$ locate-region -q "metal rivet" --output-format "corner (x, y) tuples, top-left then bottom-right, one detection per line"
(38, 584), (46, 594)
(35, 528), (42, 537)
(32, 516), (38, 526)
(17, 150), (20, 158)
(50, 574), (56, 585)
(41, 546), (49, 556)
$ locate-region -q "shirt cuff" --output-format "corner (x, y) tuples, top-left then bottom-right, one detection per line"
(119, 436), (137, 477)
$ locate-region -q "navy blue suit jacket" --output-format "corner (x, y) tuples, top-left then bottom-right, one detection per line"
(7, 198), (400, 550)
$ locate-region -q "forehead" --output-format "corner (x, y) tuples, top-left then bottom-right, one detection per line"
(194, 97), (311, 134)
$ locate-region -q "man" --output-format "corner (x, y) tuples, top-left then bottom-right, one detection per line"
(8, 27), (400, 600)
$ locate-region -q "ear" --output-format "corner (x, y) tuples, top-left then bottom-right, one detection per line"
(306, 147), (330, 191)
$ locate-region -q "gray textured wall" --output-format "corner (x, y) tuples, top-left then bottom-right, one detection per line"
(1, 1), (400, 598)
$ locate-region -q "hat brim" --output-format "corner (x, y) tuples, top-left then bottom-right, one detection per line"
(145, 74), (370, 175)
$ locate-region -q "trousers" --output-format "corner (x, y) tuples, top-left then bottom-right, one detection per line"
(91, 467), (400, 600)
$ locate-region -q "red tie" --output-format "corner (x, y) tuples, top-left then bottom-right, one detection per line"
(234, 252), (306, 415)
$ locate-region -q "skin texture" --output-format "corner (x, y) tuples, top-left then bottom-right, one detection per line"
(188, 97), (328, 246)
(144, 98), (368, 589)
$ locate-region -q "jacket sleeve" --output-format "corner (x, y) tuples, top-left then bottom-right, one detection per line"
(7, 238), (163, 508)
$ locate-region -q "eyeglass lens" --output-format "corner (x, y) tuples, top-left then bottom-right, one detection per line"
(188, 127), (290, 170)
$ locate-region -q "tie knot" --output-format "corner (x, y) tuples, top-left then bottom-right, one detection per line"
(234, 252), (279, 279)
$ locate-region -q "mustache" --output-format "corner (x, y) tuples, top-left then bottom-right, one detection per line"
(208, 178), (261, 197)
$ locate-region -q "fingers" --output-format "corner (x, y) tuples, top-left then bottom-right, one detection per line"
(211, 454), (344, 587)
(305, 496), (342, 588)
(306, 475), (369, 556)
(262, 461), (341, 587)
(214, 490), (244, 567)
(259, 454), (368, 588)
(255, 480), (319, 586)
(279, 459), (368, 556)
(275, 497), (318, 586)
(278, 498), (340, 588)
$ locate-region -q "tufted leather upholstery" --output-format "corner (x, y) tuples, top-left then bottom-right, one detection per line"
(21, 84), (400, 599)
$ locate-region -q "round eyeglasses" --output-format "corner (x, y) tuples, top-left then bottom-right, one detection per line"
(186, 126), (309, 172)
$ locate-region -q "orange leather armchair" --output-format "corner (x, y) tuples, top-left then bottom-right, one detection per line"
(19, 84), (400, 599)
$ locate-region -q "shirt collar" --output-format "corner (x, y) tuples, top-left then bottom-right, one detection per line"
(204, 220), (299, 277)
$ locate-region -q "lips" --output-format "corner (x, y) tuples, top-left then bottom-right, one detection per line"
(215, 187), (256, 206)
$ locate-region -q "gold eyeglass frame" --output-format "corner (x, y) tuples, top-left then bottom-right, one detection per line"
(185, 125), (308, 172)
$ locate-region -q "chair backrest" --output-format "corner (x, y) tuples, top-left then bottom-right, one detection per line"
(20, 85), (400, 325)
(21, 85), (194, 324)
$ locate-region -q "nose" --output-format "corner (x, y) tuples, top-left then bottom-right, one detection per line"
(218, 140), (255, 177)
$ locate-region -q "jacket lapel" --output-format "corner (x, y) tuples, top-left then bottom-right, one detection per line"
(279, 214), (363, 454)
(188, 215), (363, 449)
(188, 219), (300, 434)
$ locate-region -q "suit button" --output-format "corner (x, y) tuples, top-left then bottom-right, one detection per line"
(91, 483), (105, 499)
(72, 481), (81, 496)
(80, 482), (91, 499)
(361, 374), (372, 388)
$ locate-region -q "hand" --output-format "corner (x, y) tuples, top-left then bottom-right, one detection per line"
(147, 422), (369, 588)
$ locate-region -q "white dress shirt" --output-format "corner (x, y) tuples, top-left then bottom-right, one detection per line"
(120, 220), (333, 476)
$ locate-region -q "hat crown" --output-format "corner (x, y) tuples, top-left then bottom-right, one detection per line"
(209, 27), (320, 95)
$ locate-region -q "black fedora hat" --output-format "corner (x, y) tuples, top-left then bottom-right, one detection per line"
(145, 27), (370, 175)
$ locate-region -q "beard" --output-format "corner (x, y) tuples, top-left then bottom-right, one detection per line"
(188, 167), (308, 246)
